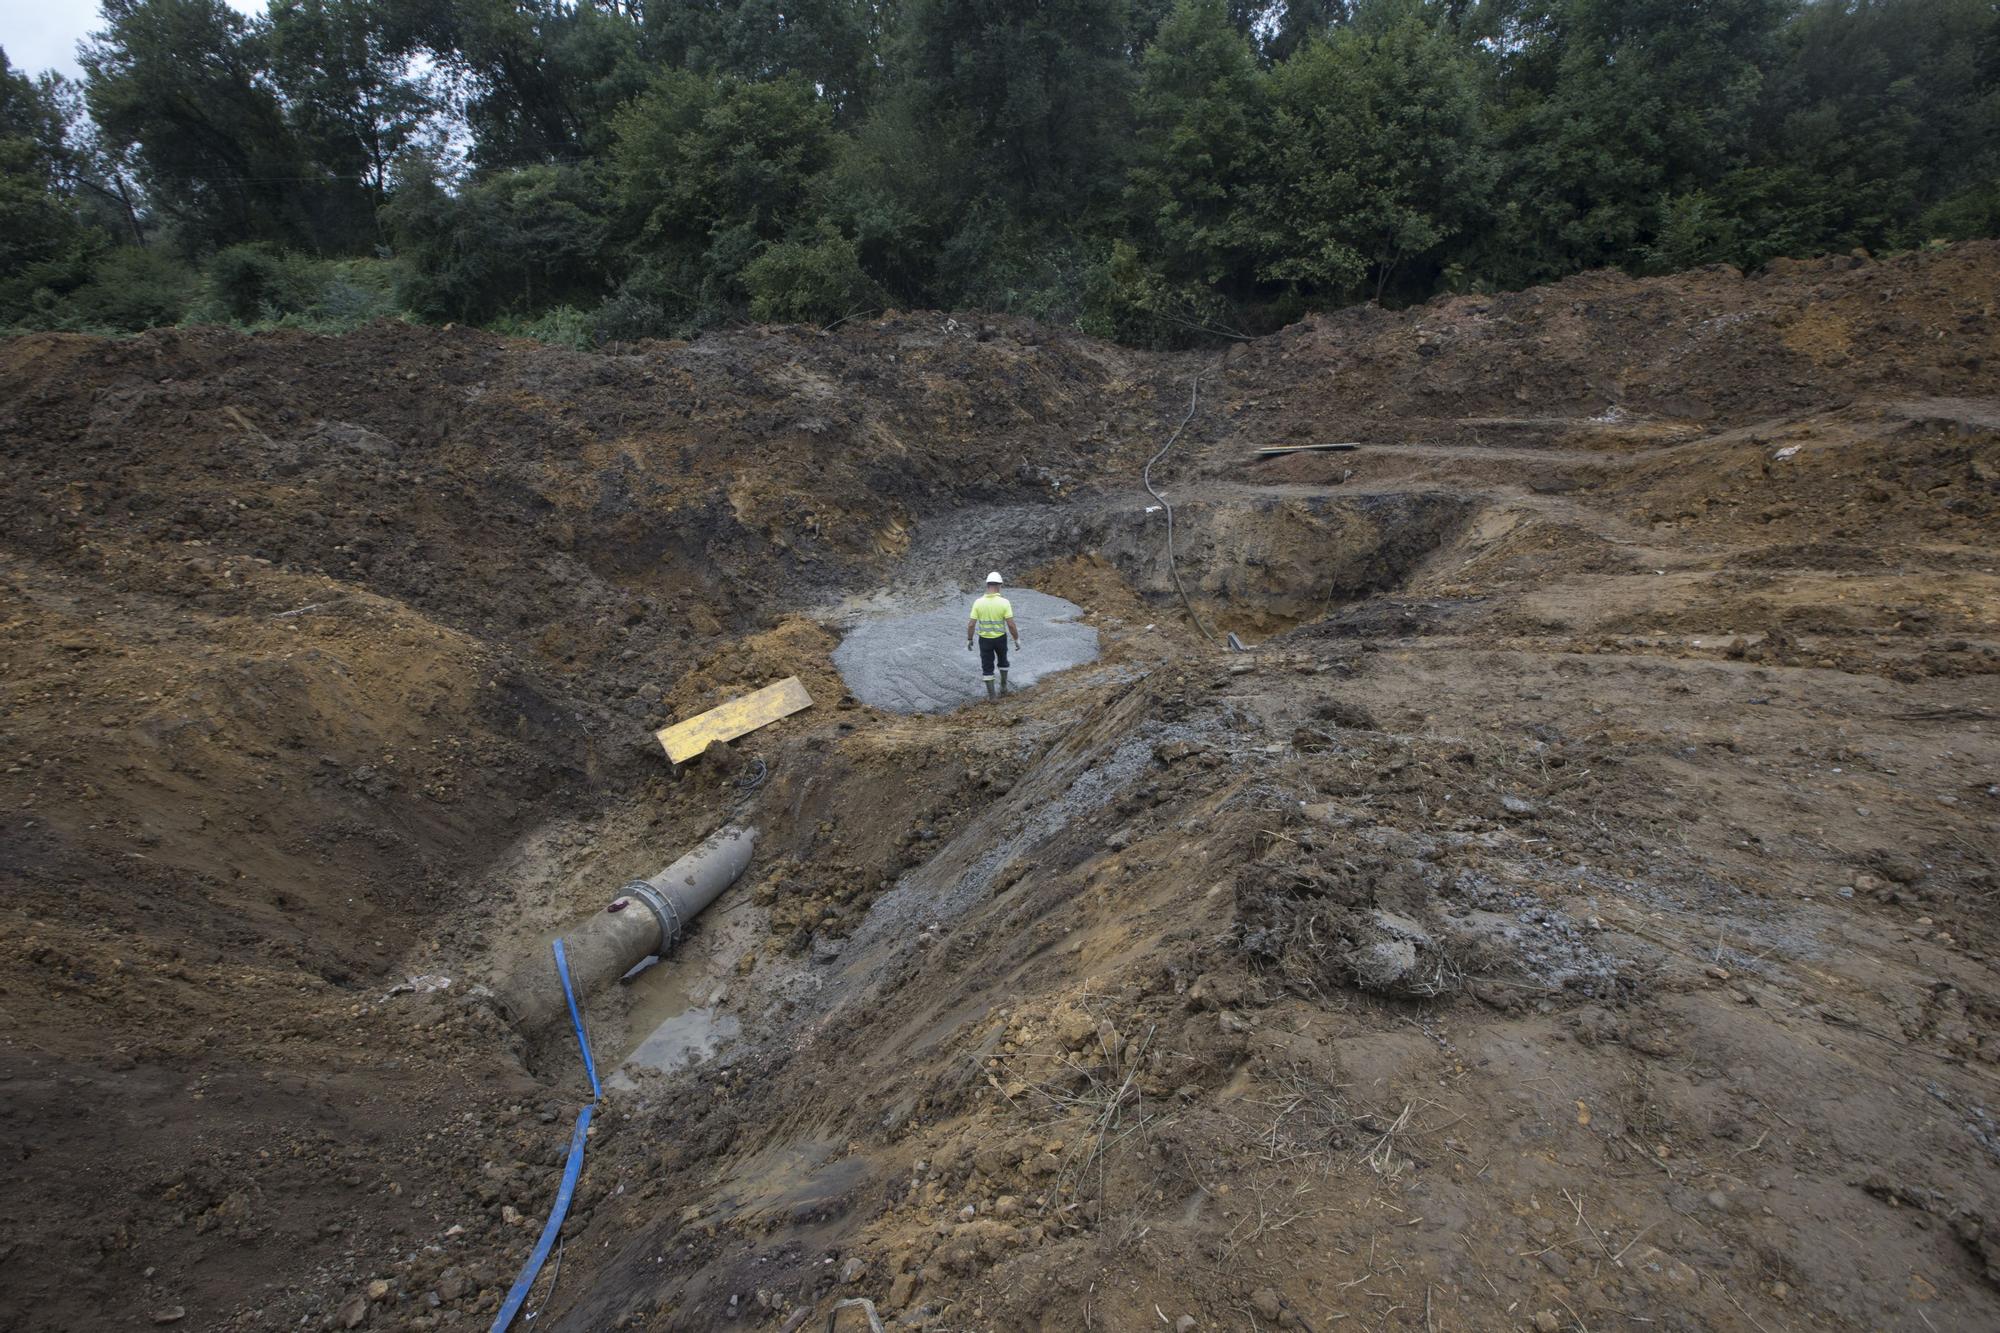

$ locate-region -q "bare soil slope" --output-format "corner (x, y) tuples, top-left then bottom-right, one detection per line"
(2, 244), (1997, 1333)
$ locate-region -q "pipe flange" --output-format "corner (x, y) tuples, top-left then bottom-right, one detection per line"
(620, 880), (683, 951)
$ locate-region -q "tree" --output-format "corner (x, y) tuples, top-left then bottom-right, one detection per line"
(1128, 0), (1268, 290)
(1748, 0), (2000, 254)
(809, 83), (978, 307)
(1264, 1), (1352, 61)
(610, 70), (836, 320)
(16, 0), (1999, 339)
(742, 227), (884, 323)
(1250, 0), (1494, 302)
(1484, 0), (1790, 282)
(82, 0), (323, 251)
(1, 49), (100, 321)
(0, 48), (65, 161)
(381, 0), (650, 167)
(384, 153), (613, 321)
(265, 0), (433, 220)
(1090, 0), (1268, 343)
(45, 77), (149, 246)
(642, 0), (886, 122)
(894, 0), (1140, 219)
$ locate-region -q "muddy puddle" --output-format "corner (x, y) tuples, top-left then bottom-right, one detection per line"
(608, 1002), (738, 1092)
(829, 586), (1099, 713)
(601, 896), (767, 1090)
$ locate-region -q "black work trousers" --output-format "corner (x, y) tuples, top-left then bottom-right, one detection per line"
(977, 635), (1011, 678)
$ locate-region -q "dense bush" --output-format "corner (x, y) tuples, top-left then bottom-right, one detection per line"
(204, 243), (320, 322)
(55, 246), (197, 331)
(743, 231), (883, 326)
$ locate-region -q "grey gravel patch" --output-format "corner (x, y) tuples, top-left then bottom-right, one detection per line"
(830, 587), (1100, 714)
(1445, 870), (1623, 993)
(887, 730), (1162, 929)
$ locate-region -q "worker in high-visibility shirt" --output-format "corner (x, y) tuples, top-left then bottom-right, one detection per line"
(966, 570), (1021, 700)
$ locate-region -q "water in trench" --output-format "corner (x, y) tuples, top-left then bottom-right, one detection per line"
(608, 1001), (738, 1092)
(601, 895), (765, 1088)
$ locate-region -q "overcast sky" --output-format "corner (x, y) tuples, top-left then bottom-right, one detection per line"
(5, 0), (265, 81)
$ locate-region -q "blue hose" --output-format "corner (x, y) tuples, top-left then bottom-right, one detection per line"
(552, 938), (602, 1100)
(490, 937), (601, 1332)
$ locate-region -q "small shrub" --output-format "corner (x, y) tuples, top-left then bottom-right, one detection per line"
(743, 231), (882, 325)
(590, 290), (674, 343)
(1080, 239), (1238, 348)
(58, 247), (197, 331)
(289, 258), (402, 329)
(1919, 179), (2000, 244)
(496, 304), (594, 350)
(205, 243), (291, 323)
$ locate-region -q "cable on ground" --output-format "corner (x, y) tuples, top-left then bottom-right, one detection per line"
(1142, 369), (1221, 647)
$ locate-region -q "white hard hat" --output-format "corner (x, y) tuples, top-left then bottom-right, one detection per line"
(986, 570), (1005, 584)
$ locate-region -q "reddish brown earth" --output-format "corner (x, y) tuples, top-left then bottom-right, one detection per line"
(2, 243), (1997, 1333)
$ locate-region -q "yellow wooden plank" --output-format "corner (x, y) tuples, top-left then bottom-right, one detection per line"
(654, 676), (814, 763)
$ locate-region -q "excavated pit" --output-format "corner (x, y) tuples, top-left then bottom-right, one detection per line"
(9, 249), (2000, 1333)
(1077, 491), (1479, 636)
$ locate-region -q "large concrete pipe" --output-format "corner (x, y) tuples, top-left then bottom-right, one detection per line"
(498, 825), (756, 1036)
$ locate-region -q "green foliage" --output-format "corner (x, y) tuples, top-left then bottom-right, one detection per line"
(0, 49), (66, 165)
(935, 220), (1098, 324)
(82, 0), (325, 251)
(494, 303), (594, 349)
(0, 52), (103, 324)
(896, 0), (1141, 219)
(1127, 0), (1268, 293)
(14, 0), (2000, 342)
(1639, 190), (1737, 274)
(613, 72), (833, 248)
(643, 0), (885, 122)
(1080, 237), (1241, 347)
(53, 245), (197, 331)
(1484, 0), (1790, 283)
(611, 72), (835, 321)
(1756, 0), (2000, 255)
(384, 155), (612, 323)
(266, 0), (432, 214)
(743, 231), (883, 325)
(1250, 0), (1494, 302)
(1920, 179), (2000, 243)
(204, 243), (316, 322)
(381, 0), (651, 167)
(0, 150), (100, 324)
(1265, 0), (1351, 62)
(809, 86), (980, 305)
(188, 245), (401, 327)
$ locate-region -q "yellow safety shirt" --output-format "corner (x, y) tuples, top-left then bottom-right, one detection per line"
(970, 594), (1013, 638)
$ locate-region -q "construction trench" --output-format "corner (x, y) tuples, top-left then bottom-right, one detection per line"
(4, 246), (2000, 1332)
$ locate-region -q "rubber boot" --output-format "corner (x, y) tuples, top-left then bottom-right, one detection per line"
(998, 669), (1010, 697)
(984, 678), (997, 700)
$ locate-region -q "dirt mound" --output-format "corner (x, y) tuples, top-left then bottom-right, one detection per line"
(5, 245), (2000, 1333)
(1219, 241), (2000, 448)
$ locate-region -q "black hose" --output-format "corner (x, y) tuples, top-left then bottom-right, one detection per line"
(1142, 370), (1220, 646)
